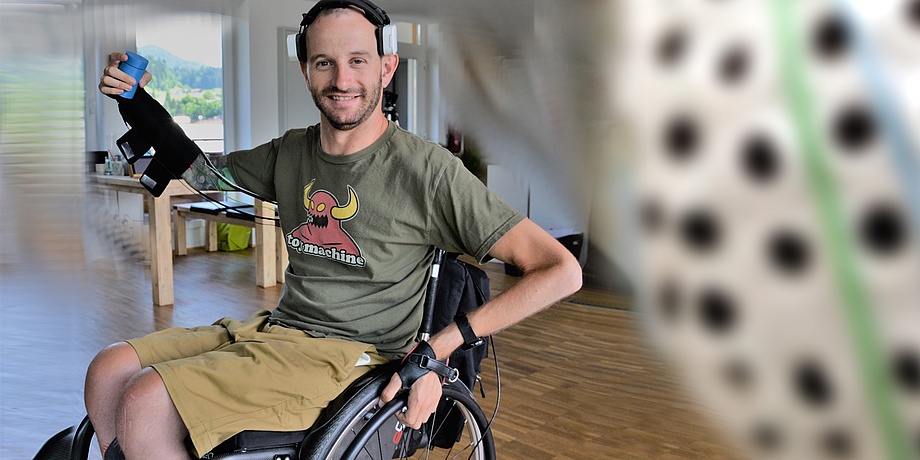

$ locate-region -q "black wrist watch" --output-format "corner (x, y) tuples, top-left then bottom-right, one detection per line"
(454, 313), (484, 350)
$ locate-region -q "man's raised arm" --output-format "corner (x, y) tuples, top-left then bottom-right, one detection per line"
(100, 51), (235, 196)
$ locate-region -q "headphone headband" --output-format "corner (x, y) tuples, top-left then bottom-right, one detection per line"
(302, 0), (390, 28)
(292, 0), (397, 60)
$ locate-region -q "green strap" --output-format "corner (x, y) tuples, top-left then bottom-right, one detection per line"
(769, 2), (909, 459)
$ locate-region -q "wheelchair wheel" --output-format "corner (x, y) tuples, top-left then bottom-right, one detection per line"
(315, 381), (495, 460)
(33, 416), (99, 460)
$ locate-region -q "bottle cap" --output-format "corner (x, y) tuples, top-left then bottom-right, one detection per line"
(124, 51), (148, 70)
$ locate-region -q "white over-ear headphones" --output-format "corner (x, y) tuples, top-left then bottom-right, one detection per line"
(287, 0), (398, 62)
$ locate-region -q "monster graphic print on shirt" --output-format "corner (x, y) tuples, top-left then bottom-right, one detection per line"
(287, 179), (366, 267)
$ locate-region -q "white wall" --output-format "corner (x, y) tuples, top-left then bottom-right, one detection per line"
(242, 0), (311, 146)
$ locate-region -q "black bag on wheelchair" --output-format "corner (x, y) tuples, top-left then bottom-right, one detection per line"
(427, 253), (490, 448)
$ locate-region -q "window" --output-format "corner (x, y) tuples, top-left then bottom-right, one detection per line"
(136, 12), (224, 154)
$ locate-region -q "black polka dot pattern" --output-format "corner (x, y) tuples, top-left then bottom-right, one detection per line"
(821, 427), (855, 458)
(768, 229), (811, 275)
(657, 27), (688, 67)
(859, 202), (907, 256)
(812, 12), (850, 61)
(741, 132), (782, 183)
(718, 43), (749, 85)
(698, 286), (737, 335)
(752, 421), (783, 452)
(892, 348), (920, 394)
(723, 357), (754, 390)
(833, 103), (876, 152)
(663, 114), (701, 161)
(794, 360), (834, 407)
(906, 0), (920, 30)
(635, 4), (920, 459)
(680, 208), (721, 253)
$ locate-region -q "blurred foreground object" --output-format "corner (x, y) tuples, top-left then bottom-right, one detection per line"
(621, 0), (920, 459)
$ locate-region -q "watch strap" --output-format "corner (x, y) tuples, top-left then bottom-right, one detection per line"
(454, 313), (484, 351)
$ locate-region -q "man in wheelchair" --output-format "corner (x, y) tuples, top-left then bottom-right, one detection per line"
(89, 0), (582, 458)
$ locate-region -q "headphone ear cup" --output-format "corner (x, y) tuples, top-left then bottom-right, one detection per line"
(296, 31), (307, 62)
(380, 24), (397, 55)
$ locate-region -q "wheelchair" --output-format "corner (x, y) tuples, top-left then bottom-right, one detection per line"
(34, 249), (497, 460)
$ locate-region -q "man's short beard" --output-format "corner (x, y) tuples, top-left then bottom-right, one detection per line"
(311, 82), (382, 131)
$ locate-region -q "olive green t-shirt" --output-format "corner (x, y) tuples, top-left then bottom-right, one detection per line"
(227, 122), (523, 358)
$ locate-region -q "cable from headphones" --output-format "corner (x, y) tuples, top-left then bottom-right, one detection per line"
(177, 176), (281, 225)
(183, 153), (281, 224)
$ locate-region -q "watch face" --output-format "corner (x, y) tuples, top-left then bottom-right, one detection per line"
(462, 338), (484, 351)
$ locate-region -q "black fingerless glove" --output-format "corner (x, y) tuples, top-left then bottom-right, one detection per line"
(112, 87), (204, 197)
(397, 341), (459, 390)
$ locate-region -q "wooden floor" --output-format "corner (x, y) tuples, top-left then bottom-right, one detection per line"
(0, 246), (739, 459)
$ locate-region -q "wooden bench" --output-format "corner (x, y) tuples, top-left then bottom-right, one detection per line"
(174, 200), (287, 286)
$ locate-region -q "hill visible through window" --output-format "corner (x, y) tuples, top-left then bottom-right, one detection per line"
(136, 13), (224, 153)
(139, 45), (222, 122)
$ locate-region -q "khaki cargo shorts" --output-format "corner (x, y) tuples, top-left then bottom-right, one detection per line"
(127, 310), (389, 457)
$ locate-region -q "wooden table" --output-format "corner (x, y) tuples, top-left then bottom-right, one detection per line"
(92, 175), (282, 306)
(174, 202), (287, 285)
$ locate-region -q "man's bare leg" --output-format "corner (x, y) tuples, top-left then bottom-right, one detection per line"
(85, 342), (142, 456)
(117, 367), (190, 459)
